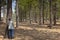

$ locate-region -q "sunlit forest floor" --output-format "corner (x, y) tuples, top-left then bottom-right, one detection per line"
(0, 21), (60, 40)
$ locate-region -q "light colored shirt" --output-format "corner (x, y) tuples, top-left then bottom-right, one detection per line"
(8, 21), (14, 29)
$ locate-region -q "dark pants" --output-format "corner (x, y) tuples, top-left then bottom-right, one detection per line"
(8, 29), (14, 39)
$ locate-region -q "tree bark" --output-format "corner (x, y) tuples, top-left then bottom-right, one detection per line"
(0, 1), (1, 21)
(29, 3), (32, 24)
(42, 0), (44, 24)
(7, 0), (12, 22)
(39, 0), (43, 25)
(48, 0), (53, 28)
(53, 1), (57, 25)
(16, 0), (19, 27)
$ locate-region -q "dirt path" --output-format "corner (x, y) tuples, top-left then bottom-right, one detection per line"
(14, 26), (60, 40)
(18, 26), (60, 33)
(0, 22), (60, 40)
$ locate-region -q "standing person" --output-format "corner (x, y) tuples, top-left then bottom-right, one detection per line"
(8, 19), (15, 39)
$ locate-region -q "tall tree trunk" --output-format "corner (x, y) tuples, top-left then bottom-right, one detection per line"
(42, 0), (44, 24)
(39, 0), (43, 25)
(53, 1), (57, 25)
(46, 0), (49, 22)
(48, 0), (53, 28)
(7, 0), (12, 22)
(0, 1), (1, 21)
(29, 3), (32, 24)
(16, 0), (19, 27)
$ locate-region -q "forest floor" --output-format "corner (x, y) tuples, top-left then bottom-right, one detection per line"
(0, 21), (60, 40)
